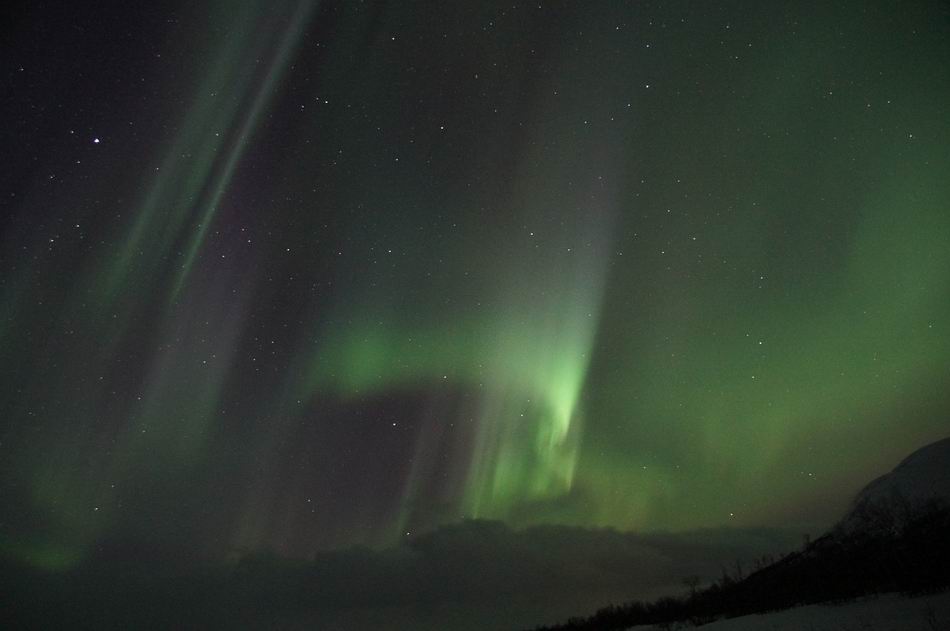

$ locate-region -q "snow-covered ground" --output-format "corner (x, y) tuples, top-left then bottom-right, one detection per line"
(631, 590), (950, 631)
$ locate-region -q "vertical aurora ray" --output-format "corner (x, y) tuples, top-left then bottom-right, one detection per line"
(97, 2), (262, 306)
(290, 99), (622, 533)
(1, 0), (318, 569)
(172, 0), (317, 300)
(97, 0), (318, 309)
(459, 205), (613, 520)
(294, 231), (611, 531)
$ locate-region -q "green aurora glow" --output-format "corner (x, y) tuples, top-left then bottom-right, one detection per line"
(1, 0), (949, 569)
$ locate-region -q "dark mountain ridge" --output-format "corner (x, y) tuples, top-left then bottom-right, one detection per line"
(531, 436), (950, 630)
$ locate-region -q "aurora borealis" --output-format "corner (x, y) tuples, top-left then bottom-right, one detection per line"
(2, 0), (950, 589)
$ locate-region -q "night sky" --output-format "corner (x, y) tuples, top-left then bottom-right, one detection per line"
(2, 0), (949, 575)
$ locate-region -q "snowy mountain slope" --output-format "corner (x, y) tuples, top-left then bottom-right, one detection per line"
(631, 590), (950, 631)
(844, 437), (950, 529)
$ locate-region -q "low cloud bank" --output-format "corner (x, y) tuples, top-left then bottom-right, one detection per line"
(6, 520), (800, 630)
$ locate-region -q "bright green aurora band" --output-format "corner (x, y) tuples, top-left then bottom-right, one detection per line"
(1, 0), (949, 571)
